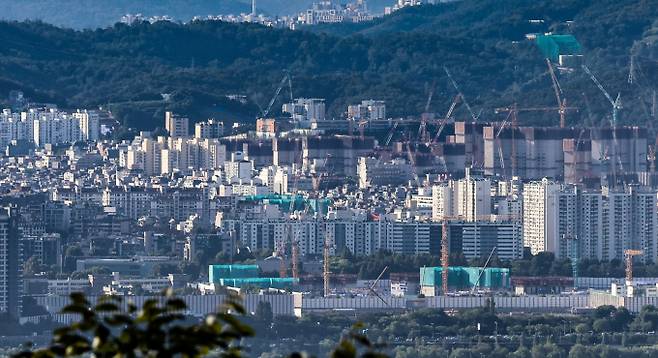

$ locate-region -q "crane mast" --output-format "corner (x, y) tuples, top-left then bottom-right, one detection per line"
(582, 65), (622, 125)
(323, 233), (331, 297)
(261, 71), (292, 119)
(625, 249), (643, 284)
(546, 59), (568, 128)
(441, 220), (449, 294)
(582, 65), (624, 176)
(444, 66), (478, 122)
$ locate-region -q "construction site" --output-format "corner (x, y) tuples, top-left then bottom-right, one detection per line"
(198, 32), (658, 314)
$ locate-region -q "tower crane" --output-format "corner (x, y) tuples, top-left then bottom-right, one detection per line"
(444, 66), (479, 122)
(323, 236), (331, 297)
(582, 65), (622, 125)
(563, 234), (579, 290)
(367, 266), (390, 306)
(419, 81), (436, 142)
(625, 249), (643, 285)
(357, 119), (368, 140)
(470, 247), (497, 295)
(648, 145), (656, 173)
(260, 70), (293, 119)
(431, 94), (462, 144)
(494, 111), (513, 178)
(582, 65), (624, 175)
(405, 142), (420, 184)
(546, 59), (576, 128)
(384, 120), (400, 147)
(279, 145), (303, 279)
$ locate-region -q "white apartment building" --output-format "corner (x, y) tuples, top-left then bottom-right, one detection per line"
(194, 119), (224, 139)
(456, 169), (491, 221)
(431, 169), (491, 222)
(224, 159), (253, 181)
(123, 135), (226, 175)
(72, 109), (100, 141)
(0, 108), (102, 147)
(33, 115), (81, 146)
(522, 178), (560, 255)
(165, 111), (189, 137)
(348, 100), (386, 121)
(282, 98), (325, 126)
(47, 278), (91, 296)
(432, 183), (455, 221)
(601, 186), (658, 262)
(221, 210), (442, 257)
(258, 166), (290, 194)
(219, 181), (271, 196)
(523, 181), (658, 263)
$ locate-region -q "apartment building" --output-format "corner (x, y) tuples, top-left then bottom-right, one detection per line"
(523, 181), (658, 263)
(431, 169), (492, 222)
(165, 111), (189, 137)
(194, 119), (224, 139)
(0, 207), (22, 317)
(347, 100), (386, 121)
(522, 178), (560, 255)
(448, 221), (523, 260)
(282, 98), (325, 127)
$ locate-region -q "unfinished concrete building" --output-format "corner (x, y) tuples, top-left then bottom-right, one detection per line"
(302, 135), (376, 177)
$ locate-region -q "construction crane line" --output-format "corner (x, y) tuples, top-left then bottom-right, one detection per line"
(261, 70), (292, 119)
(444, 66), (478, 122)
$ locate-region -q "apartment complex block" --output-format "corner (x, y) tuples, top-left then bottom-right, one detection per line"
(347, 100), (386, 121)
(523, 180), (658, 262)
(431, 169), (492, 222)
(0, 108), (100, 147)
(123, 134), (226, 175)
(165, 111), (189, 137)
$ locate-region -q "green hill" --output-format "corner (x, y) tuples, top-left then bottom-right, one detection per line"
(0, 0), (657, 129)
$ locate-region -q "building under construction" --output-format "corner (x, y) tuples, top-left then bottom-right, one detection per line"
(420, 266), (511, 296)
(482, 125), (648, 181)
(302, 135), (376, 176)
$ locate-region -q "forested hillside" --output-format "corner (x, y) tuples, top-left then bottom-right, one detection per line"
(0, 0), (657, 129)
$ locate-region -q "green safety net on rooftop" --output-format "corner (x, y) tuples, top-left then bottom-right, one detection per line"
(534, 34), (582, 62)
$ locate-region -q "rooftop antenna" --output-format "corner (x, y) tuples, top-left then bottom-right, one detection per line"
(251, 0), (256, 16)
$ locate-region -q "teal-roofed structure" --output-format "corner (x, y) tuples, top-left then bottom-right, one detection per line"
(420, 266), (510, 293)
(209, 264), (259, 283)
(240, 194), (330, 214)
(219, 278), (298, 290)
(209, 264), (298, 290)
(534, 34), (582, 62)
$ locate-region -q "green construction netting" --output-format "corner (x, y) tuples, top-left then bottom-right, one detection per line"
(209, 264), (260, 282)
(420, 266), (510, 290)
(535, 34), (582, 61)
